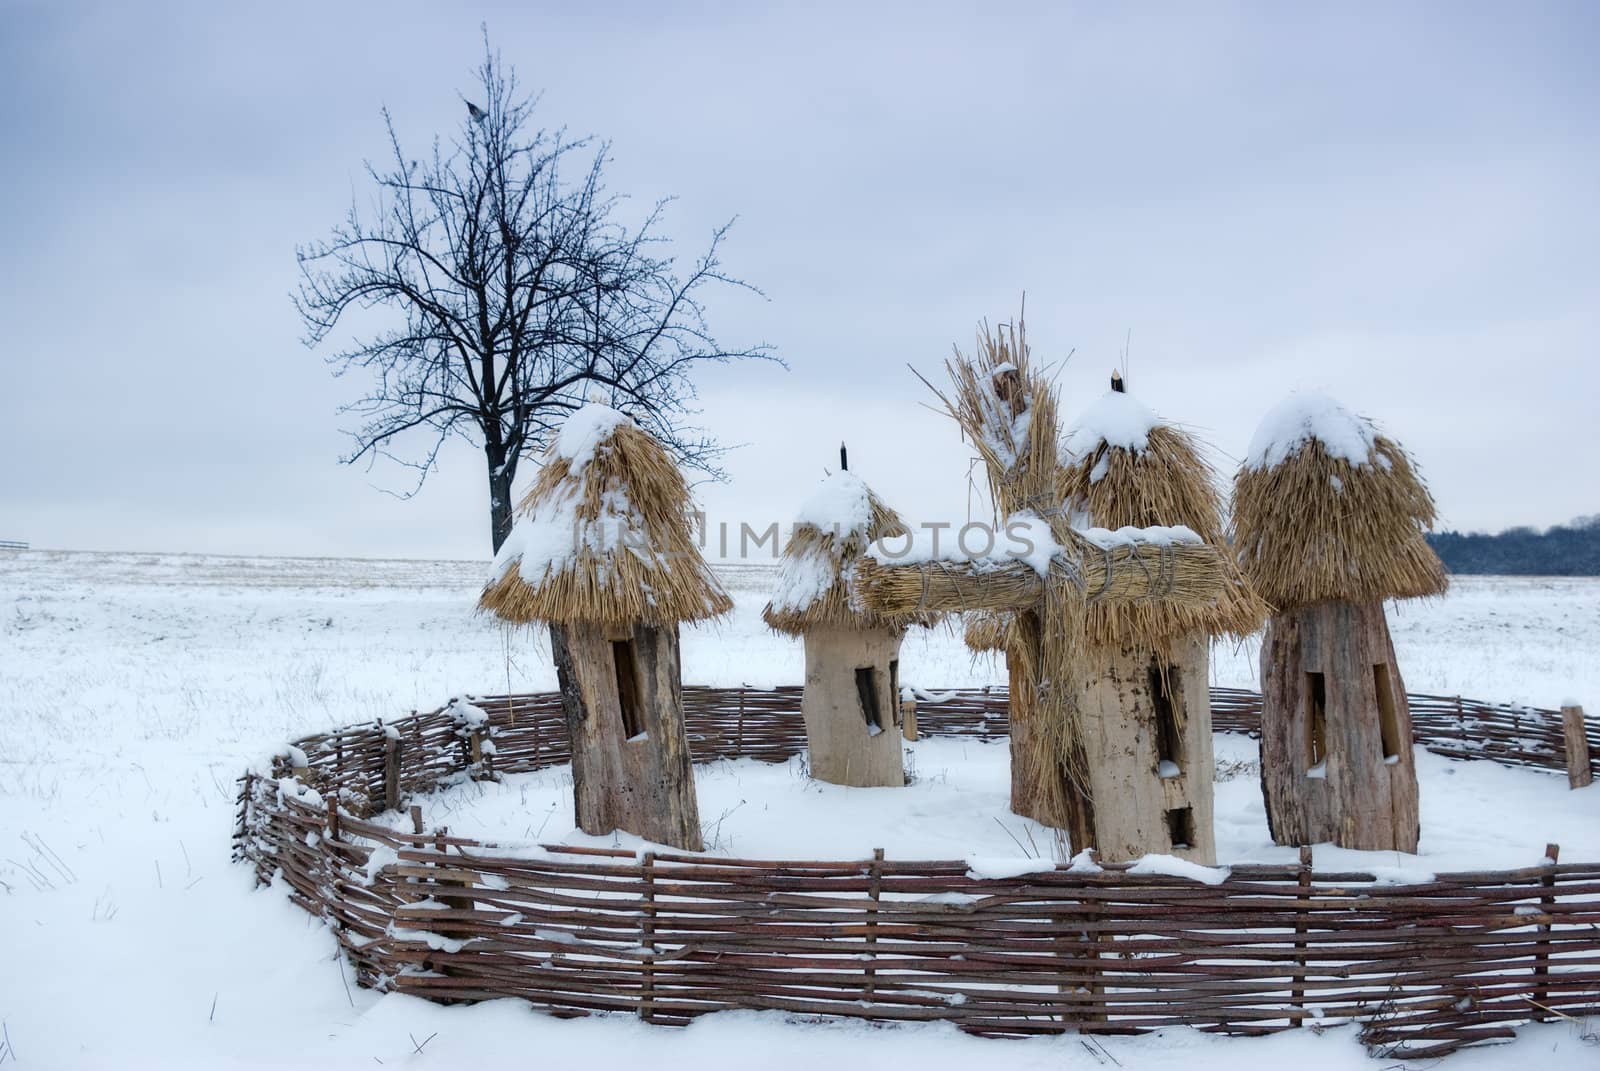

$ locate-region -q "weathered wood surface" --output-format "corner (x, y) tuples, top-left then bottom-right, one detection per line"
(551, 622), (703, 851)
(1078, 634), (1216, 863)
(1259, 600), (1420, 852)
(1562, 704), (1593, 789)
(234, 684), (1600, 1058)
(800, 626), (905, 787)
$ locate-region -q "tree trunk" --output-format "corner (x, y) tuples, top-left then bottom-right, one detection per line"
(487, 446), (515, 554)
(1258, 600), (1420, 852)
(799, 626), (906, 788)
(1077, 635), (1216, 864)
(550, 621), (703, 851)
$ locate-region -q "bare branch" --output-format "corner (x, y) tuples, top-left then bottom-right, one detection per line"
(295, 37), (777, 551)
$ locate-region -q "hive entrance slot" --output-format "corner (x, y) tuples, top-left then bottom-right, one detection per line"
(612, 639), (645, 739)
(1375, 663), (1402, 761)
(1305, 671), (1328, 771)
(856, 667), (883, 734)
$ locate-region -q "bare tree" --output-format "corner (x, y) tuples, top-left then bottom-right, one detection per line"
(296, 40), (774, 552)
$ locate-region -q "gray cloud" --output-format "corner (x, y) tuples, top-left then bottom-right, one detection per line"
(3, 1), (1595, 559)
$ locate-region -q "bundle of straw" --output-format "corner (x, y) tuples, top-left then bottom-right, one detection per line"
(902, 312), (1082, 825)
(854, 534), (1226, 619)
(916, 317), (1061, 521)
(479, 417), (732, 628)
(1060, 417), (1268, 648)
(1232, 435), (1446, 612)
(962, 609), (1013, 653)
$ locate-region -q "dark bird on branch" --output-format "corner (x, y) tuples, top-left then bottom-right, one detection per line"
(466, 101), (487, 123)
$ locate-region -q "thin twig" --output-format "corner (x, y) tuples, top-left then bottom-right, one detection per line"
(994, 817), (1035, 858)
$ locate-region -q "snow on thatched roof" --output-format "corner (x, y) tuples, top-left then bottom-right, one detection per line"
(762, 470), (931, 635)
(1059, 387), (1268, 647)
(1231, 393), (1447, 612)
(479, 404), (732, 627)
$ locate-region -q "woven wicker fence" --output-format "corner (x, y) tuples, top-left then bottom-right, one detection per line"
(235, 686), (1599, 1059)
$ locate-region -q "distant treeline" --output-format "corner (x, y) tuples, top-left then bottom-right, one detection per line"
(1428, 515), (1600, 576)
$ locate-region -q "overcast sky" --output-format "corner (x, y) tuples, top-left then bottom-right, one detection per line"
(3, 1), (1595, 562)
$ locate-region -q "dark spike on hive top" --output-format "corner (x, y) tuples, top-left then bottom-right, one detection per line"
(840, 442), (848, 472)
(1111, 370), (1125, 393)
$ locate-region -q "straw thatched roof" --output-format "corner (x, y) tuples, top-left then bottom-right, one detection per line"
(479, 405), (732, 627)
(1059, 387), (1268, 648)
(762, 470), (929, 635)
(1231, 394), (1447, 612)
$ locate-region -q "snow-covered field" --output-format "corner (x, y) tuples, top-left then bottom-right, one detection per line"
(1, 549), (1596, 1068)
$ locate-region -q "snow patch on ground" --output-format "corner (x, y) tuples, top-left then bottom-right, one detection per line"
(1, 550), (1597, 1069)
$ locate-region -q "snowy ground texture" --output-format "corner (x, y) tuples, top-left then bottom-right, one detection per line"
(1, 549), (1597, 1069)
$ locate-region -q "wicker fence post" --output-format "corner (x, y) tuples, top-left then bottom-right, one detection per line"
(736, 686), (746, 758)
(382, 725), (402, 813)
(1291, 844), (1312, 1026)
(641, 852), (657, 1024)
(1080, 885), (1106, 1030)
(864, 848), (883, 1006)
(901, 697), (918, 742)
(1561, 704), (1592, 789)
(323, 796), (344, 939)
(1534, 843), (1559, 1020)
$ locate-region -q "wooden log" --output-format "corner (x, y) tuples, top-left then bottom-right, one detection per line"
(1076, 634), (1215, 863)
(550, 621), (703, 851)
(1561, 704), (1593, 788)
(901, 698), (918, 742)
(1258, 600), (1420, 852)
(799, 627), (906, 787)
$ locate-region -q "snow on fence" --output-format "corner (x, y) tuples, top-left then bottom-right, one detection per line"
(234, 686), (1600, 1058)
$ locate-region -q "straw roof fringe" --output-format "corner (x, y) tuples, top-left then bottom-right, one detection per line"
(962, 609), (1013, 653)
(479, 410), (732, 627)
(1059, 412), (1268, 648)
(762, 477), (931, 635)
(1231, 429), (1447, 612)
